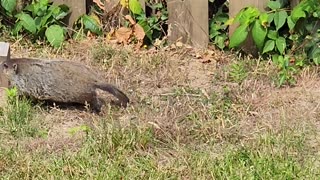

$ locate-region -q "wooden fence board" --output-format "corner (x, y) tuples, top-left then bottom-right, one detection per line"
(0, 42), (10, 88)
(167, 0), (208, 48)
(52, 0), (86, 29)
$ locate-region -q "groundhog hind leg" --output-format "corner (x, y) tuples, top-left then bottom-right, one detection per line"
(90, 93), (105, 113)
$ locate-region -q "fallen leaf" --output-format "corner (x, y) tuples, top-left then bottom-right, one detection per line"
(201, 56), (212, 64)
(133, 23), (145, 40)
(125, 15), (136, 25)
(93, 0), (105, 10)
(115, 27), (132, 44)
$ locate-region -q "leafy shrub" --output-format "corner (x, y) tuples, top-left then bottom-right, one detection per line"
(227, 0), (320, 86)
(0, 0), (69, 48)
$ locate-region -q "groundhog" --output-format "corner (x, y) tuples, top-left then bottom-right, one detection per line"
(0, 58), (130, 112)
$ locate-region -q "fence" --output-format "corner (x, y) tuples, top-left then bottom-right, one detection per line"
(52, 0), (301, 51)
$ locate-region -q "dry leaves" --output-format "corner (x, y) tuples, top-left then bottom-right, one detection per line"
(108, 15), (145, 48)
(115, 27), (132, 44)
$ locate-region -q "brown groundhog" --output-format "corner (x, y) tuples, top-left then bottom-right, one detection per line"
(0, 58), (129, 112)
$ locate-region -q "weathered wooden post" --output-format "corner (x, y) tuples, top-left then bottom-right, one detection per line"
(0, 42), (10, 88)
(0, 42), (10, 107)
(51, 0), (86, 29)
(167, 0), (209, 48)
(229, 0), (268, 56)
(290, 0), (300, 8)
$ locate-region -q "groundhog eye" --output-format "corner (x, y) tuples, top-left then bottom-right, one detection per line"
(3, 63), (8, 69)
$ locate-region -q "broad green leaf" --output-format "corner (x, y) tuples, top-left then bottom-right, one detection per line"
(34, 16), (42, 30)
(252, 19), (267, 51)
(58, 4), (69, 13)
(272, 54), (279, 64)
(309, 46), (320, 65)
(214, 35), (227, 50)
(229, 24), (249, 48)
(82, 15), (102, 35)
(233, 7), (259, 25)
(39, 0), (49, 7)
(12, 21), (23, 35)
(262, 40), (275, 54)
(48, 5), (60, 15)
(286, 16), (295, 30)
(259, 12), (269, 26)
(50, 5), (69, 19)
(279, 73), (286, 86)
(275, 37), (286, 54)
(267, 12), (274, 24)
(24, 3), (34, 13)
(267, 30), (278, 40)
(291, 7), (306, 23)
(40, 10), (53, 26)
(1, 0), (16, 14)
(15, 13), (36, 34)
(214, 13), (229, 23)
(267, 1), (281, 10)
(225, 18), (234, 26)
(55, 11), (69, 20)
(45, 25), (64, 48)
(274, 10), (287, 31)
(210, 29), (221, 39)
(129, 0), (143, 14)
(313, 56), (320, 66)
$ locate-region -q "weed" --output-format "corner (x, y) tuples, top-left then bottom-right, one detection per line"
(1, 87), (38, 137)
(229, 61), (248, 84)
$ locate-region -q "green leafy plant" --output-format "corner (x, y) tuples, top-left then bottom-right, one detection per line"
(229, 61), (248, 84)
(0, 0), (70, 48)
(2, 87), (37, 137)
(209, 4), (229, 49)
(228, 0), (320, 86)
(75, 13), (102, 38)
(127, 0), (168, 42)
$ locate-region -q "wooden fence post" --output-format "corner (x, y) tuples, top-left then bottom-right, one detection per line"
(51, 0), (86, 29)
(290, 0), (300, 8)
(167, 0), (209, 48)
(0, 42), (10, 88)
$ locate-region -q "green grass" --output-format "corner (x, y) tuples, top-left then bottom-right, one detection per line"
(0, 87), (318, 179)
(0, 87), (41, 138)
(0, 41), (319, 179)
(0, 123), (318, 179)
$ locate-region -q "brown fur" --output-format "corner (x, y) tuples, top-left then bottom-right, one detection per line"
(0, 58), (129, 112)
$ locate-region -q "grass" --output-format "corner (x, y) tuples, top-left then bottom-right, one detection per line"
(0, 39), (319, 179)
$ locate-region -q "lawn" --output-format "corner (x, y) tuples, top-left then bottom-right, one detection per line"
(0, 39), (319, 179)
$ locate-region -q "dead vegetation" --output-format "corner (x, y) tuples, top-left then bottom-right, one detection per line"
(0, 38), (319, 178)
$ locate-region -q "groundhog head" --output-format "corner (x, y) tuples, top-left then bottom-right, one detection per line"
(1, 61), (18, 79)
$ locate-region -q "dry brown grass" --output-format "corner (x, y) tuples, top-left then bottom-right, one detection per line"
(5, 38), (319, 151)
(0, 38), (319, 178)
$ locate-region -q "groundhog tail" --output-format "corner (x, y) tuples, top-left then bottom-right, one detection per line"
(95, 84), (130, 107)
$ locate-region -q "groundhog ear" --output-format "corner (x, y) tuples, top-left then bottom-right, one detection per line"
(13, 63), (18, 72)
